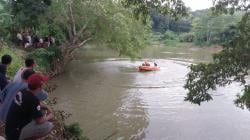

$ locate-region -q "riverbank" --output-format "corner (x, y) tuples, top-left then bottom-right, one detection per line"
(0, 86), (65, 140)
(0, 46), (86, 139)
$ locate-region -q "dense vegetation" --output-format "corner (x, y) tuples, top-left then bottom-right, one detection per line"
(184, 1), (250, 109)
(151, 9), (243, 46)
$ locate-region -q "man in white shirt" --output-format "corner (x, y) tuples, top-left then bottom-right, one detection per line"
(13, 58), (36, 83)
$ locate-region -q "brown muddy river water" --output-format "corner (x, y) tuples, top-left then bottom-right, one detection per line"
(52, 45), (250, 140)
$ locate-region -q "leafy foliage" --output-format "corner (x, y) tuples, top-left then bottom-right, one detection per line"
(0, 0), (52, 42)
(220, 25), (240, 45)
(212, 0), (250, 14)
(185, 12), (250, 105)
(179, 32), (195, 42)
(150, 9), (192, 33)
(39, 0), (151, 58)
(192, 10), (242, 45)
(122, 0), (188, 23)
(9, 0), (51, 30)
(27, 46), (62, 72)
(64, 123), (89, 140)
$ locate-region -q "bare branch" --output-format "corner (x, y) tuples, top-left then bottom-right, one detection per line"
(78, 38), (91, 47)
(73, 23), (88, 44)
(78, 23), (88, 36)
(68, 1), (76, 36)
(65, 24), (73, 41)
(67, 38), (92, 55)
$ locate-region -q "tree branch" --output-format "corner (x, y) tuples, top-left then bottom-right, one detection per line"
(78, 38), (91, 47)
(73, 23), (88, 44)
(68, 1), (76, 36)
(67, 38), (92, 55)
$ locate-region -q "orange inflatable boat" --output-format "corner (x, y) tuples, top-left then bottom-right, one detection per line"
(139, 66), (160, 71)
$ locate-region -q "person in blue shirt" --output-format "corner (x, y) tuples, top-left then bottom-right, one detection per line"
(0, 69), (48, 123)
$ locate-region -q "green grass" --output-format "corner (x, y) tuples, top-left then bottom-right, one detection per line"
(0, 46), (23, 77)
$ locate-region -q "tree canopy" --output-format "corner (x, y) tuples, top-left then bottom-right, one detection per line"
(0, 0), (52, 30)
(185, 0), (250, 108)
(122, 0), (188, 22)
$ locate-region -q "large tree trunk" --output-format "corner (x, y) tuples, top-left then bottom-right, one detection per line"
(48, 2), (91, 77)
(48, 39), (91, 77)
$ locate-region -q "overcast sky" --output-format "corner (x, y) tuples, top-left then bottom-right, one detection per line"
(182, 0), (213, 11)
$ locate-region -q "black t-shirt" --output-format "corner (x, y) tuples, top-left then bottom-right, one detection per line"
(0, 64), (7, 75)
(0, 72), (7, 91)
(0, 64), (8, 91)
(5, 89), (43, 140)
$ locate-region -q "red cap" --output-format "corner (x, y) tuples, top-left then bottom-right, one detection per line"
(27, 73), (49, 89)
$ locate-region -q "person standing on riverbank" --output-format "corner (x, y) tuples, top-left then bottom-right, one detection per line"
(12, 58), (48, 101)
(13, 58), (36, 83)
(0, 54), (12, 91)
(5, 73), (54, 140)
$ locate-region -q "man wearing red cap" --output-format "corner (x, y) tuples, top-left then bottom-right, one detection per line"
(5, 73), (54, 140)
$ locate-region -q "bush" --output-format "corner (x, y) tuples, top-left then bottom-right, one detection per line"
(161, 31), (179, 40)
(64, 123), (89, 140)
(179, 32), (195, 42)
(0, 46), (22, 77)
(28, 46), (62, 72)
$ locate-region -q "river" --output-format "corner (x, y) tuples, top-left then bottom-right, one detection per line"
(51, 45), (250, 140)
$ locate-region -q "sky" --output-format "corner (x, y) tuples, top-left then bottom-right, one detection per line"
(182, 0), (213, 11)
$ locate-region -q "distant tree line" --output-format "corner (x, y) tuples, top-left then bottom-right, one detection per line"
(150, 9), (243, 46)
(150, 9), (192, 33)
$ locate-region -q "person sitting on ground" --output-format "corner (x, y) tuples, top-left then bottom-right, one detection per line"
(0, 54), (12, 91)
(0, 69), (49, 123)
(5, 73), (54, 140)
(13, 57), (36, 83)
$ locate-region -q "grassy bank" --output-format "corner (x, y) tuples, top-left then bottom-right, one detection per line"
(0, 46), (88, 139)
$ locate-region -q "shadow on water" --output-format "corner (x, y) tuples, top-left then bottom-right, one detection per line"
(51, 46), (250, 140)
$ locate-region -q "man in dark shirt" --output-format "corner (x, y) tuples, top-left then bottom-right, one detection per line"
(0, 72), (8, 92)
(0, 54), (12, 90)
(0, 54), (12, 76)
(5, 73), (54, 140)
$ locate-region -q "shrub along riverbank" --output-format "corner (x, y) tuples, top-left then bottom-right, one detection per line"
(0, 46), (88, 139)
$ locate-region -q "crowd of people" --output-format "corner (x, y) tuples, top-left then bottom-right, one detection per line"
(16, 31), (55, 48)
(0, 54), (54, 139)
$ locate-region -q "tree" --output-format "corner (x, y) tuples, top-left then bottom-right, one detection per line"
(122, 0), (188, 23)
(36, 0), (151, 75)
(0, 0), (52, 41)
(212, 0), (250, 14)
(185, 0), (250, 108)
(1, 0), (188, 75)
(192, 10), (242, 45)
(1, 0), (51, 29)
(150, 9), (192, 33)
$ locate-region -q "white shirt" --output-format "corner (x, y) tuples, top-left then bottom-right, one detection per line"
(13, 67), (27, 83)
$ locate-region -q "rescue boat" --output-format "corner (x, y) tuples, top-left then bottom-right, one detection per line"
(138, 66), (160, 71)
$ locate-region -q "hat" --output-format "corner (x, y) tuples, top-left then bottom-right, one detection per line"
(27, 73), (49, 89)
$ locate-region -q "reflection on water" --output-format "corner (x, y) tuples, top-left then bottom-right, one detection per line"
(52, 46), (250, 140)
